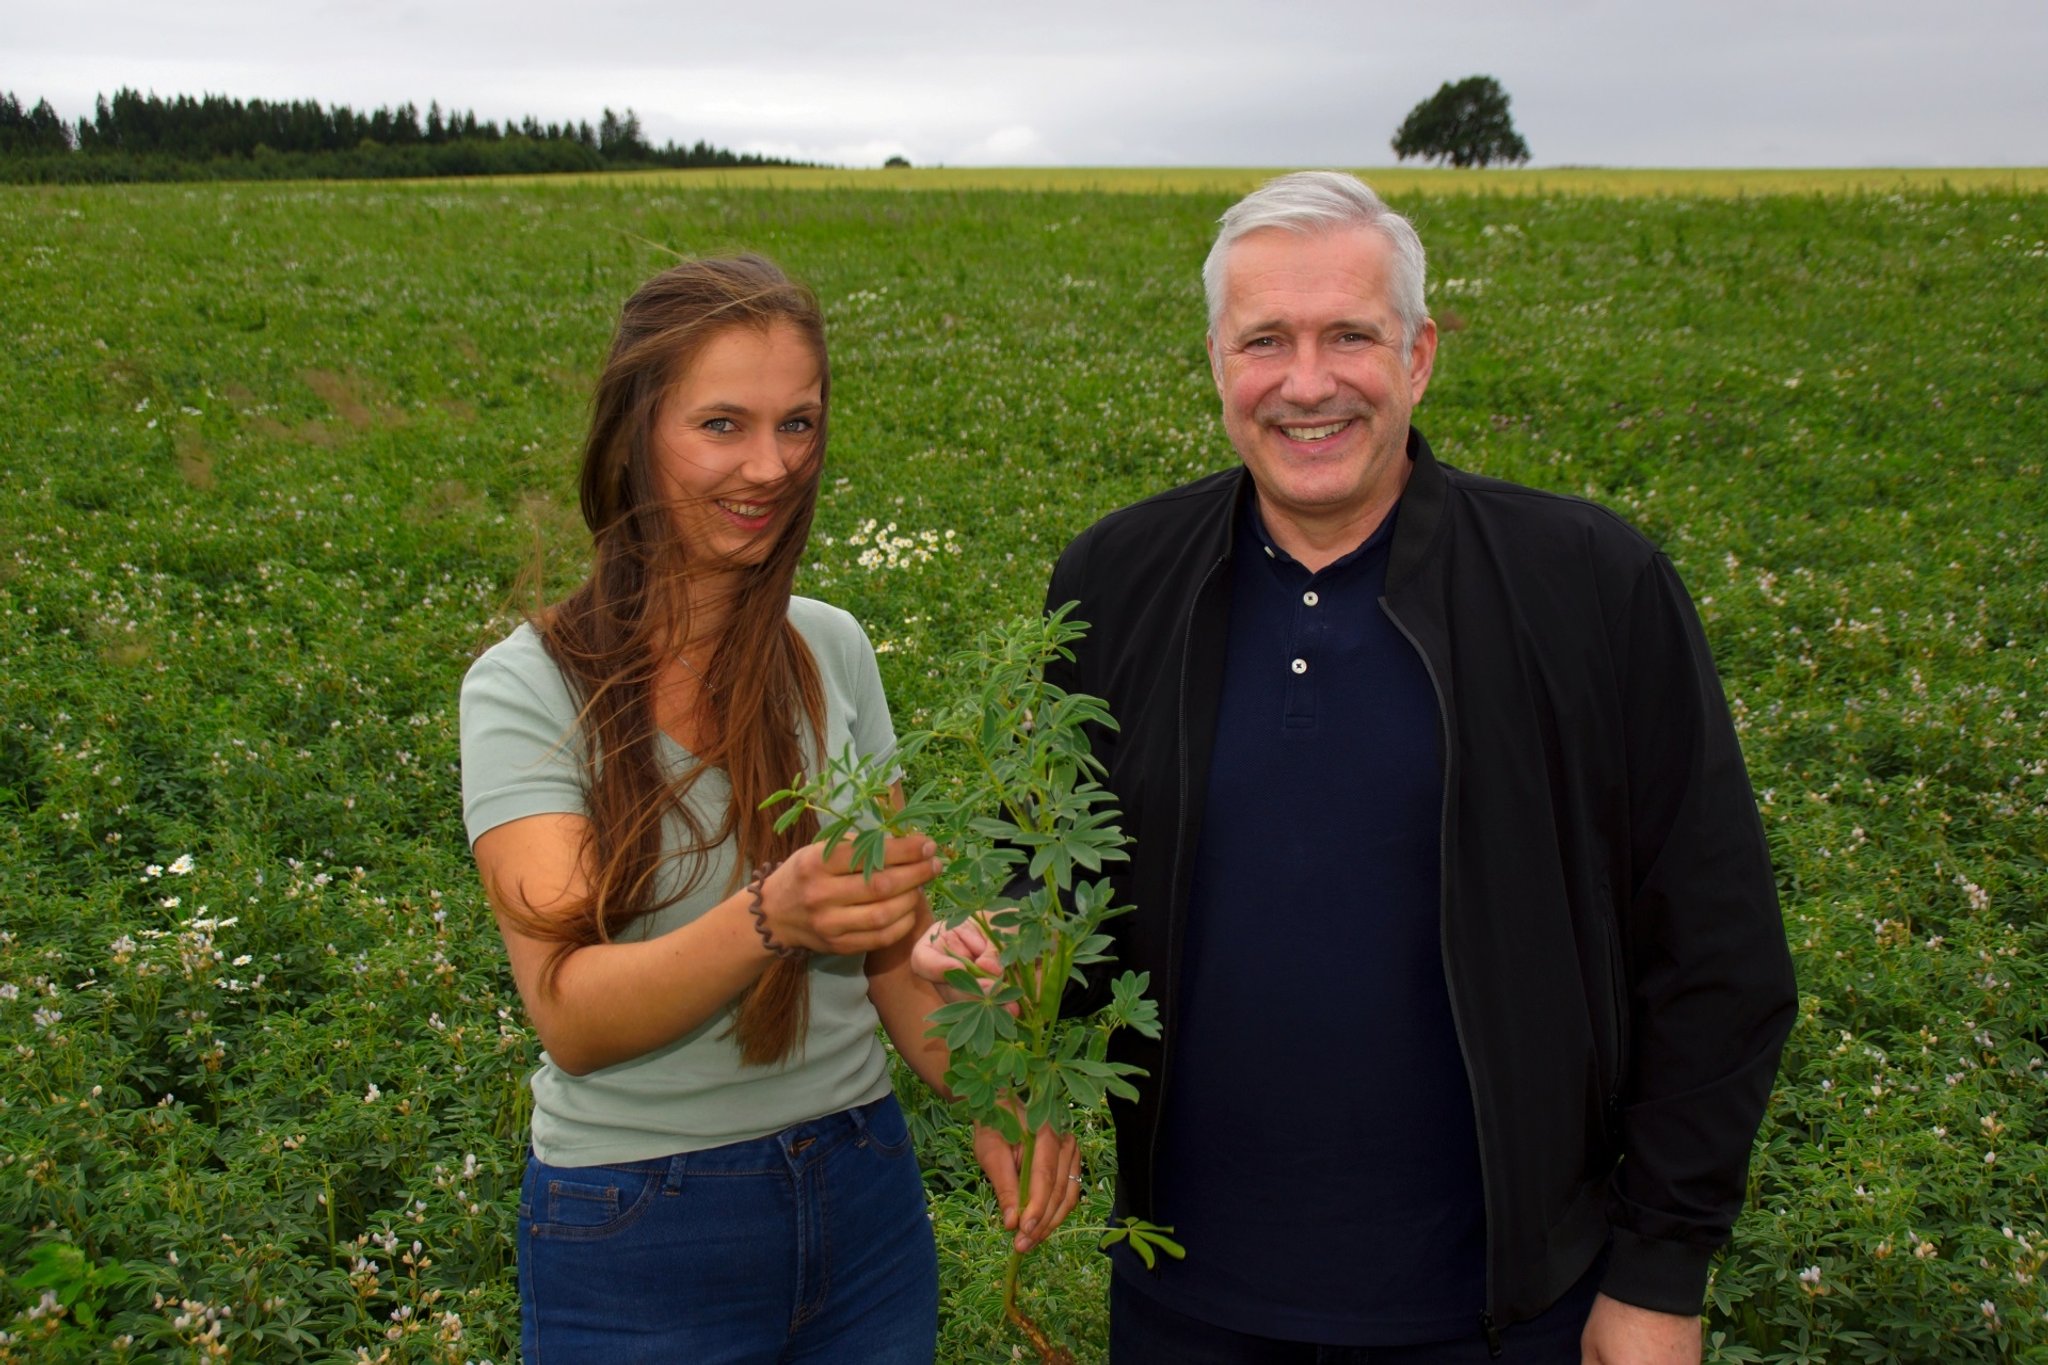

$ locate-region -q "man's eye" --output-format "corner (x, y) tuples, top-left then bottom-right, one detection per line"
(1243, 337), (1278, 351)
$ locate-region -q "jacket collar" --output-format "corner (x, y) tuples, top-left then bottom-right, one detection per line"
(1388, 426), (1446, 593)
(1208, 424), (1445, 590)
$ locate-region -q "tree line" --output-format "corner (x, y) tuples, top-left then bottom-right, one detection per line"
(0, 89), (807, 183)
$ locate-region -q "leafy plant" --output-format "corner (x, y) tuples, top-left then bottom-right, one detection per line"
(772, 605), (1181, 1363)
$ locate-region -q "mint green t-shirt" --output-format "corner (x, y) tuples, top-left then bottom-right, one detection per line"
(459, 597), (898, 1166)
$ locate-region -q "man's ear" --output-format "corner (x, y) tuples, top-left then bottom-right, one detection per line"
(1407, 317), (1439, 404)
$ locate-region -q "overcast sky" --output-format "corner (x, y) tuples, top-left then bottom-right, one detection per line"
(6, 0), (2042, 169)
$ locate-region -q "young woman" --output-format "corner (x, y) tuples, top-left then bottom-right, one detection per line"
(459, 255), (1079, 1361)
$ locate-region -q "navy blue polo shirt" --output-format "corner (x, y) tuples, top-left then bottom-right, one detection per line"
(1114, 493), (1486, 1345)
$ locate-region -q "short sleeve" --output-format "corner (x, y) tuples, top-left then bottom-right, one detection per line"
(460, 627), (589, 844)
(842, 620), (897, 765)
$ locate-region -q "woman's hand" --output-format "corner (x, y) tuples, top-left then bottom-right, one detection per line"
(912, 916), (1024, 1012)
(477, 815), (940, 1075)
(974, 1112), (1084, 1254)
(756, 832), (941, 956)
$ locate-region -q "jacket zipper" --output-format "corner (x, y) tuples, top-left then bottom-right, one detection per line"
(1381, 594), (1500, 1347)
(1147, 552), (1228, 1210)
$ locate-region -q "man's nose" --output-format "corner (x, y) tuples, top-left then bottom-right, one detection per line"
(1277, 341), (1339, 408)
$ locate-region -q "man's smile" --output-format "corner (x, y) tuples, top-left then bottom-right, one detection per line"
(1278, 419), (1352, 442)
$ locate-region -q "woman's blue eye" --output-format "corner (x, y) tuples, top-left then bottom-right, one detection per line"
(703, 417), (736, 433)
(780, 417), (814, 434)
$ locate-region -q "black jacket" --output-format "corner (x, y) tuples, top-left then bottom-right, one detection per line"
(1045, 428), (1796, 1325)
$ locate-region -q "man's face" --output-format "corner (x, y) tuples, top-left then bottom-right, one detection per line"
(1207, 225), (1437, 552)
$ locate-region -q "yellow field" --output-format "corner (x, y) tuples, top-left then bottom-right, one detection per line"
(492, 164), (2048, 197)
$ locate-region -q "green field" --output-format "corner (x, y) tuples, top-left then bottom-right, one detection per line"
(1, 176), (2044, 1362)
(470, 164), (2048, 197)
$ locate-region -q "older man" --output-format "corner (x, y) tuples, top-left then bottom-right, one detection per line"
(924, 172), (1795, 1363)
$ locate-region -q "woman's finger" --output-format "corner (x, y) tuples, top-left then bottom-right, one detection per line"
(810, 892), (926, 955)
(1017, 1123), (1072, 1251)
(1052, 1136), (1084, 1228)
(819, 832), (938, 876)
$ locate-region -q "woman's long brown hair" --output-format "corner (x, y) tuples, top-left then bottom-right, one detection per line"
(515, 254), (828, 1067)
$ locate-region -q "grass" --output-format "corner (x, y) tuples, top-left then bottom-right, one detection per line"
(0, 175), (2043, 1362)
(464, 164), (2048, 197)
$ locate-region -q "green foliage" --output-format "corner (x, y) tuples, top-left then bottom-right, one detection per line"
(1392, 74), (1531, 168)
(0, 93), (70, 156)
(772, 606), (1180, 1356)
(0, 178), (2043, 1361)
(0, 87), (809, 184)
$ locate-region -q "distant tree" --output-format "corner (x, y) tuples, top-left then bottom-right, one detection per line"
(598, 107), (649, 160)
(0, 93), (72, 153)
(1, 86), (807, 181)
(1391, 75), (1530, 168)
(883, 154), (910, 169)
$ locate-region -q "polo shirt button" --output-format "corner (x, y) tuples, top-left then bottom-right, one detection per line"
(1291, 658), (1308, 674)
(1303, 591), (1319, 606)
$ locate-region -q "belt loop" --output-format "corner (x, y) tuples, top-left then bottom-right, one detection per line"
(663, 1152), (688, 1194)
(846, 1099), (873, 1143)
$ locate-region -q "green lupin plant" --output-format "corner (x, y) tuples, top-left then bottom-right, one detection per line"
(770, 605), (1182, 1364)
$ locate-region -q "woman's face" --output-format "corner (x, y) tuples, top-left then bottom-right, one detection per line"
(649, 321), (823, 567)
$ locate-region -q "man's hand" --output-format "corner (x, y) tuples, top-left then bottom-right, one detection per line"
(1580, 1293), (1701, 1364)
(972, 1115), (1083, 1253)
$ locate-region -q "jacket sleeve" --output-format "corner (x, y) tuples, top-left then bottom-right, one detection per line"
(1602, 551), (1797, 1315)
(1026, 534), (1124, 1021)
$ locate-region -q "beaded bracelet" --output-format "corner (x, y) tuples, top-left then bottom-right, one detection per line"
(746, 859), (809, 961)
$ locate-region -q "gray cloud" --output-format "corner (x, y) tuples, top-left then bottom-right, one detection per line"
(5, 0), (2042, 167)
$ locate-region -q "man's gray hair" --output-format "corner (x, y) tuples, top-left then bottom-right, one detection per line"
(1202, 171), (1428, 352)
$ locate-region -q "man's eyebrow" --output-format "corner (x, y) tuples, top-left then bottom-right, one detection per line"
(1227, 315), (1288, 341)
(1227, 315), (1387, 341)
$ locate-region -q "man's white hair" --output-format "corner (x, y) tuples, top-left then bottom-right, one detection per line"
(1202, 171), (1429, 354)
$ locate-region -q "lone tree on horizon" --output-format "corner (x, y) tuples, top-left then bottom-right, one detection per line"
(1392, 75), (1531, 168)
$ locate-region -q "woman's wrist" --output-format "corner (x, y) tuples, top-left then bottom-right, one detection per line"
(746, 859), (810, 960)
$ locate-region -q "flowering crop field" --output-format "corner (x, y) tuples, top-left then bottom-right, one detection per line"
(1, 179), (2044, 1363)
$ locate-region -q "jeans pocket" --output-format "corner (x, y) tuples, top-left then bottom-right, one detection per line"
(857, 1095), (915, 1160)
(525, 1161), (663, 1242)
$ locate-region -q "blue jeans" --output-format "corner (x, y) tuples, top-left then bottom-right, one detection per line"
(518, 1093), (938, 1364)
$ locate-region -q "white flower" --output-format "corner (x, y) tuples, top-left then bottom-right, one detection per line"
(364, 1082), (382, 1103)
(168, 854), (195, 875)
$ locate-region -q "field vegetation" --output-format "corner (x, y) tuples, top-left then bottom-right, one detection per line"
(0, 175), (2043, 1362)
(490, 163), (2048, 197)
